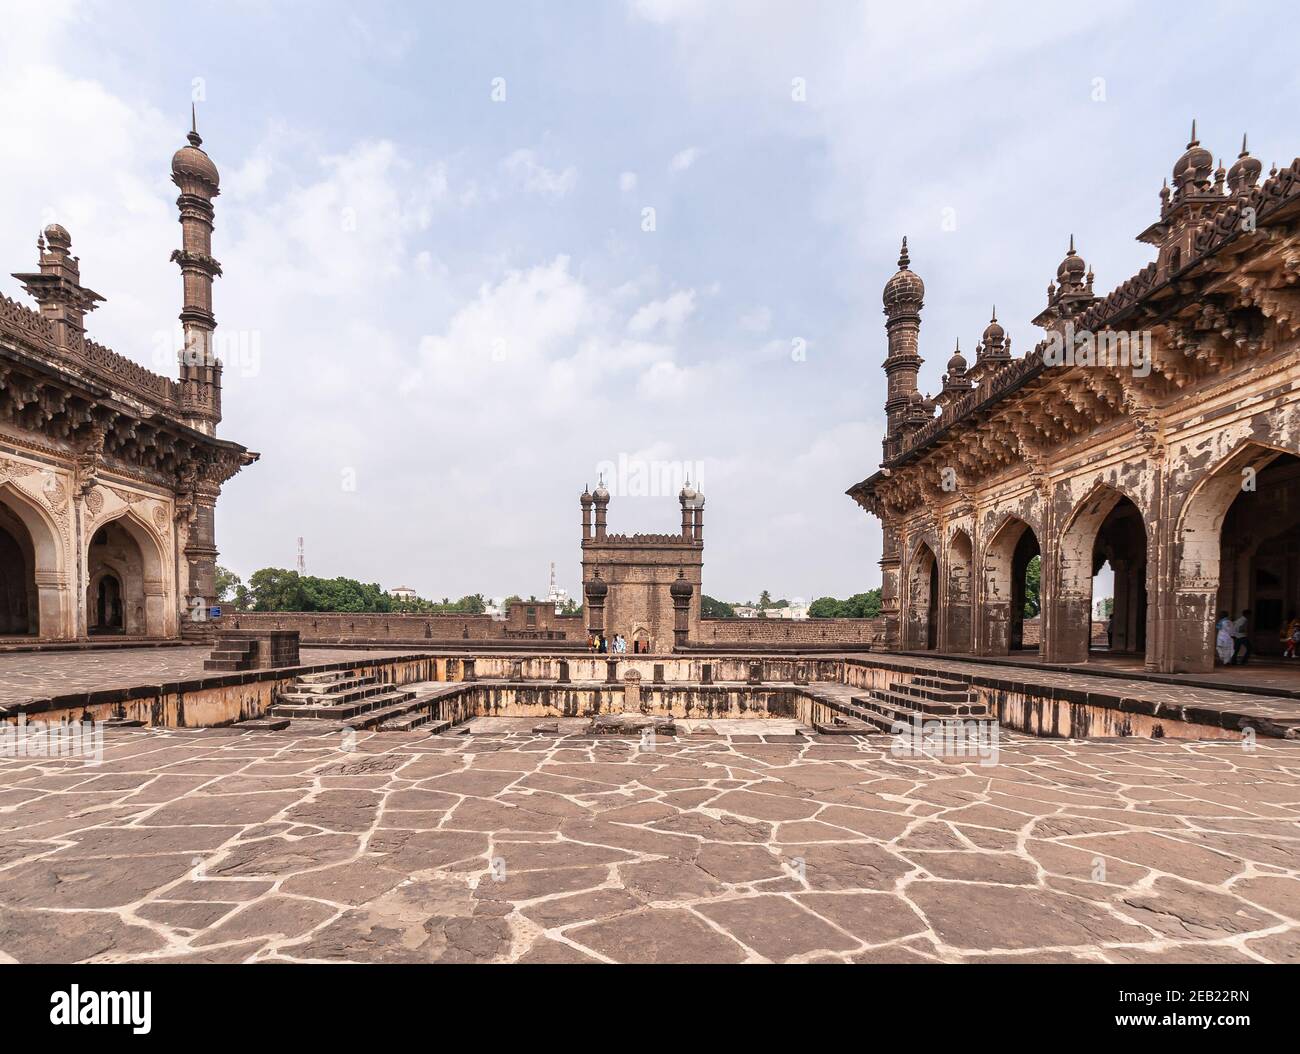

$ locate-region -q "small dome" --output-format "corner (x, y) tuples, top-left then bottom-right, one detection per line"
(946, 344), (967, 373)
(585, 574), (608, 599)
(1173, 121), (1212, 188)
(1057, 237), (1086, 283)
(679, 481), (697, 502)
(172, 124), (220, 192)
(592, 479), (610, 501)
(670, 572), (693, 598)
(883, 237), (925, 311)
(43, 223), (71, 250)
(1227, 134), (1262, 193)
(982, 308), (1004, 346)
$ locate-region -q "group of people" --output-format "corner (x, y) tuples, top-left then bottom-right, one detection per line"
(587, 633), (628, 654)
(1214, 609), (1253, 665)
(1214, 608), (1300, 664)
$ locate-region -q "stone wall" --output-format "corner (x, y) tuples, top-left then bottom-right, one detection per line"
(693, 617), (883, 648)
(226, 605), (584, 646)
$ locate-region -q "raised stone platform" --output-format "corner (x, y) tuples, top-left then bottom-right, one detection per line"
(0, 723), (1295, 963)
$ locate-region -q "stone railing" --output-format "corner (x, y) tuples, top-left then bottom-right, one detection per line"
(0, 293), (181, 412)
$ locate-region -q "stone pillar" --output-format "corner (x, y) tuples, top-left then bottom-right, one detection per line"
(181, 487), (220, 642)
(879, 525), (902, 650)
(585, 573), (607, 637)
(670, 571), (693, 651)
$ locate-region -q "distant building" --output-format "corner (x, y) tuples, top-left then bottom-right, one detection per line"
(389, 586), (417, 602)
(581, 479), (702, 652)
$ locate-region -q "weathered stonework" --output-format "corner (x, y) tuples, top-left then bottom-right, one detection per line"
(0, 114), (256, 643)
(850, 129), (1300, 674)
(580, 481), (703, 652)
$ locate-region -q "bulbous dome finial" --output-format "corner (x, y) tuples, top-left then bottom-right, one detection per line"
(43, 223), (71, 251)
(1057, 235), (1087, 285)
(171, 104), (220, 194)
(883, 235), (924, 312)
(1172, 119), (1213, 190)
(1227, 132), (1262, 194)
(982, 306), (1004, 346)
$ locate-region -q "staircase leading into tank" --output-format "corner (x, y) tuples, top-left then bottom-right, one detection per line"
(264, 670), (462, 732)
(811, 674), (995, 735)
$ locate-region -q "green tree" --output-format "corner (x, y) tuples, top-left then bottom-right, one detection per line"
(758, 589), (772, 609)
(808, 588), (882, 619)
(701, 595), (736, 618)
(1024, 555), (1041, 617)
(214, 565), (241, 604)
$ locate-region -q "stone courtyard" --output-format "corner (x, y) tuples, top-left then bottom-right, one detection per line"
(2, 720), (1297, 964)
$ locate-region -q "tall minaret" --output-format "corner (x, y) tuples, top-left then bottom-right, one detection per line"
(592, 477), (610, 540)
(881, 237), (925, 461)
(170, 106), (223, 435)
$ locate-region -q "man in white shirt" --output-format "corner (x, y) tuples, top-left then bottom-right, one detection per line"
(1231, 609), (1252, 665)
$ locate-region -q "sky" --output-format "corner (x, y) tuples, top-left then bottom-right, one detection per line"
(2, 0), (1298, 606)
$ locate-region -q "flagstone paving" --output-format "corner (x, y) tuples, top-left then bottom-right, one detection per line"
(0, 721), (1297, 964)
(0, 646), (416, 706)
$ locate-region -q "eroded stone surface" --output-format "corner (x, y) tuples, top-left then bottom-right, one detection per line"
(0, 723), (1297, 963)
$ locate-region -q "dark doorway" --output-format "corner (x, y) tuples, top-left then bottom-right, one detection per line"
(0, 521), (36, 636)
(93, 574), (124, 633)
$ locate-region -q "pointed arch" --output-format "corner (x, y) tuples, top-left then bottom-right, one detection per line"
(86, 506), (171, 637)
(1054, 481), (1150, 664)
(903, 539), (939, 650)
(0, 480), (73, 639)
(1169, 440), (1297, 671)
(980, 515), (1040, 655)
(944, 527), (973, 652)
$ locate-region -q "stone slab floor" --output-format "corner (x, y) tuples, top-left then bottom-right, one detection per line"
(0, 722), (1297, 964)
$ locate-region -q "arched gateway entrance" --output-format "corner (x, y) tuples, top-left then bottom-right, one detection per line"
(1056, 485), (1149, 664)
(981, 516), (1040, 655)
(85, 514), (168, 637)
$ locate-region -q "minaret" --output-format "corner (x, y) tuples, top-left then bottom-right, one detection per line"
(881, 237), (925, 461)
(592, 476), (609, 540)
(679, 479), (695, 537)
(170, 105), (223, 435)
(580, 484), (593, 540)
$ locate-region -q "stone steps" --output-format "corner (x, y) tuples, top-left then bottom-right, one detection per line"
(851, 693), (996, 734)
(270, 687), (414, 721)
(203, 639), (256, 672)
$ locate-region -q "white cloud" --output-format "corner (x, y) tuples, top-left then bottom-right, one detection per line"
(627, 289), (696, 337)
(669, 146), (700, 172)
(501, 148), (578, 197)
(739, 305), (772, 333)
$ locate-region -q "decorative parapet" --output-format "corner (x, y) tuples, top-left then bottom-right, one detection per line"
(888, 157), (1300, 465)
(0, 292), (182, 412)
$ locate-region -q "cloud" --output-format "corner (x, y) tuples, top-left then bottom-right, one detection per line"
(627, 288), (696, 337)
(501, 148), (578, 197)
(618, 170), (638, 191)
(669, 146), (700, 172)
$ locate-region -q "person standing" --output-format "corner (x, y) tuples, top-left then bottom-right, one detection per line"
(1231, 609), (1252, 665)
(1215, 612), (1234, 666)
(1282, 612), (1300, 659)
